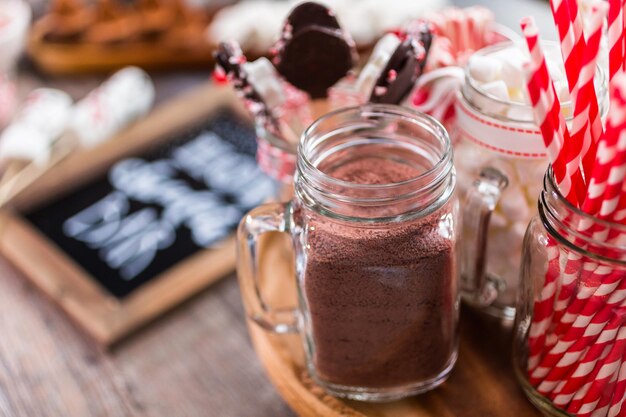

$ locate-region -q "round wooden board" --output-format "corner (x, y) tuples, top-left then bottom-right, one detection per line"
(247, 232), (544, 417)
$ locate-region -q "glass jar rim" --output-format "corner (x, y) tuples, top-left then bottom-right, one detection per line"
(463, 40), (608, 123)
(540, 165), (626, 264)
(299, 104), (453, 192)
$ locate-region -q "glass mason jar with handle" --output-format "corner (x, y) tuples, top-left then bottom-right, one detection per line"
(513, 167), (626, 417)
(238, 105), (505, 401)
(455, 42), (607, 320)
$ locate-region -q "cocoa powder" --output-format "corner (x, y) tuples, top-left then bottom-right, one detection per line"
(302, 156), (457, 389)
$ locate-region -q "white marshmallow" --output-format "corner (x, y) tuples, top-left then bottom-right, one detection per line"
(473, 80), (509, 115)
(454, 140), (490, 174)
(490, 210), (508, 229)
(511, 220), (529, 244)
(514, 158), (547, 186)
(0, 123), (51, 165)
(499, 54), (527, 90)
(16, 88), (73, 140)
(499, 185), (531, 222)
(469, 55), (502, 83)
(525, 181), (543, 205)
(70, 67), (155, 148)
(481, 80), (509, 101)
(244, 57), (286, 109)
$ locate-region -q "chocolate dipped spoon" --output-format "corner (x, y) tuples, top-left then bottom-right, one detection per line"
(368, 24), (433, 105)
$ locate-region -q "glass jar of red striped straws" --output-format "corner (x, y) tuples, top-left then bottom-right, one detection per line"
(514, 166), (626, 417)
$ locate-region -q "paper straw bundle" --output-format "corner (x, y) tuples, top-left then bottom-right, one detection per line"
(521, 1), (626, 415)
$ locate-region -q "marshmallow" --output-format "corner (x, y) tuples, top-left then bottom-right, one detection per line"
(500, 185), (531, 222)
(481, 80), (509, 101)
(0, 123), (51, 165)
(244, 57), (286, 109)
(453, 140), (490, 176)
(511, 220), (529, 244)
(468, 55), (501, 83)
(70, 67), (155, 148)
(474, 80), (509, 115)
(490, 210), (508, 229)
(16, 88), (73, 140)
(498, 52), (527, 90)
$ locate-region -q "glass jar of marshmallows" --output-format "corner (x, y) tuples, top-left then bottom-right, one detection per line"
(455, 42), (607, 319)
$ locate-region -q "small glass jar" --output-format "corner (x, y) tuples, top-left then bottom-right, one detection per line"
(238, 105), (467, 401)
(455, 42), (608, 320)
(255, 120), (297, 201)
(513, 167), (626, 417)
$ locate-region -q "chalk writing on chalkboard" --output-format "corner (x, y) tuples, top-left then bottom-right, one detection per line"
(26, 111), (276, 298)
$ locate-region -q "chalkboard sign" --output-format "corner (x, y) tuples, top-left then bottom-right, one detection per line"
(26, 111), (275, 298)
(0, 85), (274, 345)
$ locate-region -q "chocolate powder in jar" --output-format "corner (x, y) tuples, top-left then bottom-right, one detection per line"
(302, 156), (457, 388)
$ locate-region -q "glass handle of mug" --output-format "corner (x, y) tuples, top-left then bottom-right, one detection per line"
(462, 167), (509, 307)
(237, 202), (299, 334)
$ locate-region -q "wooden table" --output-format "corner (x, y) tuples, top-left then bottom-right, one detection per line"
(1, 1), (553, 416)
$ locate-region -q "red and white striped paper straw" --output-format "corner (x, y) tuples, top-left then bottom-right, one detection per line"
(522, 17), (586, 205)
(608, 0), (625, 81)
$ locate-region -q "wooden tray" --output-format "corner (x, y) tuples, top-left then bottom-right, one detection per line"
(247, 232), (543, 416)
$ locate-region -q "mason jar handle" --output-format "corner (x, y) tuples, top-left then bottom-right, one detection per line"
(237, 202), (299, 334)
(462, 167), (509, 307)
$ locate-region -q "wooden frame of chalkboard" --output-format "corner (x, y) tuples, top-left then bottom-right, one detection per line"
(0, 84), (249, 346)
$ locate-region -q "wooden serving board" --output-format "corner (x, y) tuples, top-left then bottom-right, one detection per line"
(247, 232), (543, 417)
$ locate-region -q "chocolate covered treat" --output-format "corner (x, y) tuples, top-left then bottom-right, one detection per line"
(369, 24), (433, 105)
(301, 157), (458, 388)
(273, 2), (357, 98)
(214, 41), (270, 120)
